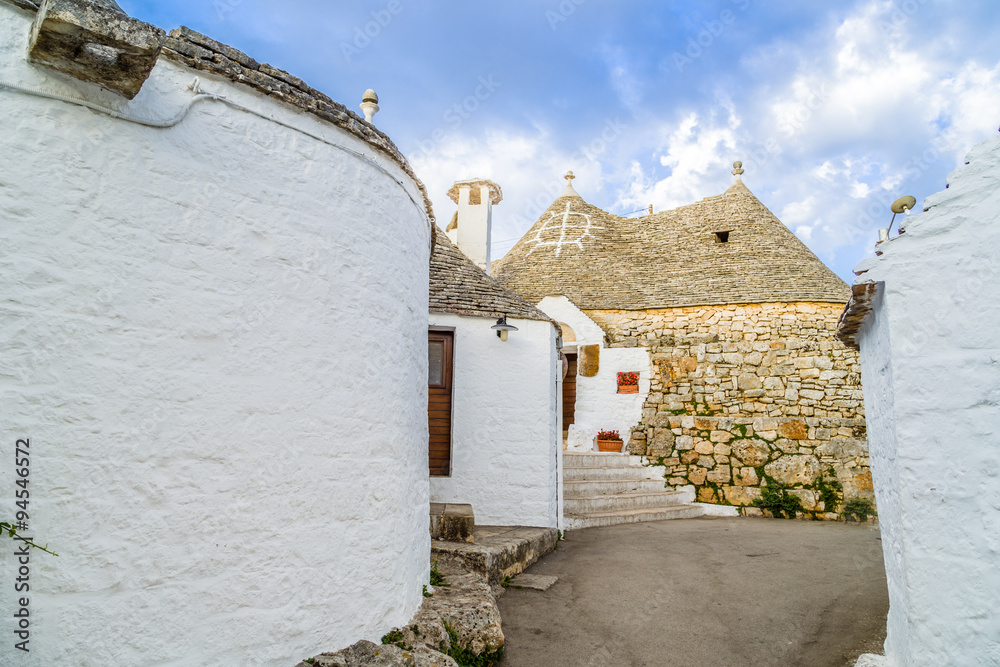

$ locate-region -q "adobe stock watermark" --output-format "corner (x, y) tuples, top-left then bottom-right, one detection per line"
(878, 0), (931, 36)
(340, 0), (404, 63)
(546, 0), (588, 30)
(505, 117), (627, 231)
(408, 75), (502, 161)
(671, 0), (753, 72)
(213, 0), (243, 21)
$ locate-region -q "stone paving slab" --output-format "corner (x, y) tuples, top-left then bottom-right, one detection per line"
(508, 574), (558, 591)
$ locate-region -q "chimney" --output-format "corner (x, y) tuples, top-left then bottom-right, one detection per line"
(445, 179), (503, 274)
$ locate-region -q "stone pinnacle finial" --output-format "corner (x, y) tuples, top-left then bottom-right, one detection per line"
(565, 170), (575, 184)
(732, 161), (744, 178)
(360, 89), (380, 124)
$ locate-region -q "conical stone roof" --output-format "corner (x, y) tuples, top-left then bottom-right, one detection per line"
(493, 176), (850, 309)
(429, 226), (553, 322)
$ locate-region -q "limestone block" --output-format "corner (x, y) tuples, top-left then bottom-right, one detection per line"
(752, 417), (778, 432)
(737, 373), (763, 390)
(707, 465), (731, 484)
(778, 420), (808, 440)
(680, 451), (699, 464)
(710, 430), (732, 443)
(694, 416), (716, 430)
(680, 416), (695, 429)
(725, 485), (761, 505)
(695, 440), (715, 455)
(765, 455), (821, 486)
(815, 438), (867, 459)
(745, 351), (764, 366)
(28, 0), (166, 99)
(675, 435), (694, 451)
(763, 377), (784, 390)
(303, 641), (420, 666)
(713, 443), (732, 456)
(734, 467), (759, 486)
(732, 439), (769, 467)
(742, 507), (765, 517)
(578, 344), (600, 376)
(688, 467), (707, 485)
(788, 489), (820, 511)
(430, 504), (475, 544)
(697, 487), (718, 503)
(651, 428), (675, 449)
(800, 389), (826, 400)
(647, 413), (674, 428)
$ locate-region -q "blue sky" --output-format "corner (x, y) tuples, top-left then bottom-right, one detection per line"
(123, 0), (1000, 281)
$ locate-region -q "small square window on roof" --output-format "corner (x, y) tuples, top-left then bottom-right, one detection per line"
(714, 231), (731, 243)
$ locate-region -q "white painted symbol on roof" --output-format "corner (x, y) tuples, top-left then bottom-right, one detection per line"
(526, 203), (603, 257)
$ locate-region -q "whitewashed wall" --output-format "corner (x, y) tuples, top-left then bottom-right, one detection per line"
(0, 4), (431, 665)
(853, 134), (1000, 666)
(427, 314), (561, 528)
(538, 296), (651, 452)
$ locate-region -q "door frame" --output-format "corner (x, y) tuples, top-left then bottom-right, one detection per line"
(428, 326), (455, 477)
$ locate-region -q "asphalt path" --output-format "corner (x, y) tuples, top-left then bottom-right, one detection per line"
(498, 517), (888, 667)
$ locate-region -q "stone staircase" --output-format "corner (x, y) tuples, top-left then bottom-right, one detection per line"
(563, 452), (705, 529)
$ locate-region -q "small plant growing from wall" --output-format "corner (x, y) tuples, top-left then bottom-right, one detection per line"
(843, 497), (876, 523)
(753, 484), (805, 519)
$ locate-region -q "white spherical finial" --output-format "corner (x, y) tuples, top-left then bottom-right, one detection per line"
(360, 89), (380, 124)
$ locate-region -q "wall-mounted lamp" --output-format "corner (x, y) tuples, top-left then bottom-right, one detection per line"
(888, 195), (916, 235)
(491, 315), (518, 342)
(876, 195), (916, 255)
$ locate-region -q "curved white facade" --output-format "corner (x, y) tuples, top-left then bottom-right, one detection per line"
(0, 4), (430, 664)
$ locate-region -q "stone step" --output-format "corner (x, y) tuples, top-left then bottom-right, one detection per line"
(563, 478), (667, 498)
(563, 452), (645, 468)
(564, 490), (691, 514)
(563, 465), (662, 482)
(564, 504), (706, 530)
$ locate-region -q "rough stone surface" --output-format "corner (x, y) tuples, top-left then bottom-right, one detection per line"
(296, 641), (418, 667)
(432, 525), (558, 591)
(27, 0), (165, 98)
(430, 503), (475, 544)
(388, 559), (504, 659)
(581, 303), (871, 519)
(494, 178), (850, 309)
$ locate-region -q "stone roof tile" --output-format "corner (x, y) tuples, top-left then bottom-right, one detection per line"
(430, 227), (554, 324)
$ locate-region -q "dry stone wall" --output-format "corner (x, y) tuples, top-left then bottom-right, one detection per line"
(584, 302), (872, 519)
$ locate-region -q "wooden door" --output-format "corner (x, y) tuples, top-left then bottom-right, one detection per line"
(563, 352), (577, 431)
(428, 331), (454, 476)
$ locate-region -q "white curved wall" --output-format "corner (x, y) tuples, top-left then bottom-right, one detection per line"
(854, 134), (1000, 666)
(538, 297), (651, 452)
(427, 314), (560, 528)
(0, 4), (430, 664)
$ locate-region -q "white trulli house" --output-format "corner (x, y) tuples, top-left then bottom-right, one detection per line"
(430, 180), (563, 530)
(837, 133), (1000, 667)
(1, 1), (434, 663)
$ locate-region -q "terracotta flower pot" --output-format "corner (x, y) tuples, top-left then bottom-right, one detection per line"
(597, 438), (623, 452)
(617, 384), (639, 394)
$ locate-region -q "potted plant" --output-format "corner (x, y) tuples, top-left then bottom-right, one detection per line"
(617, 371), (639, 394)
(596, 429), (623, 452)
